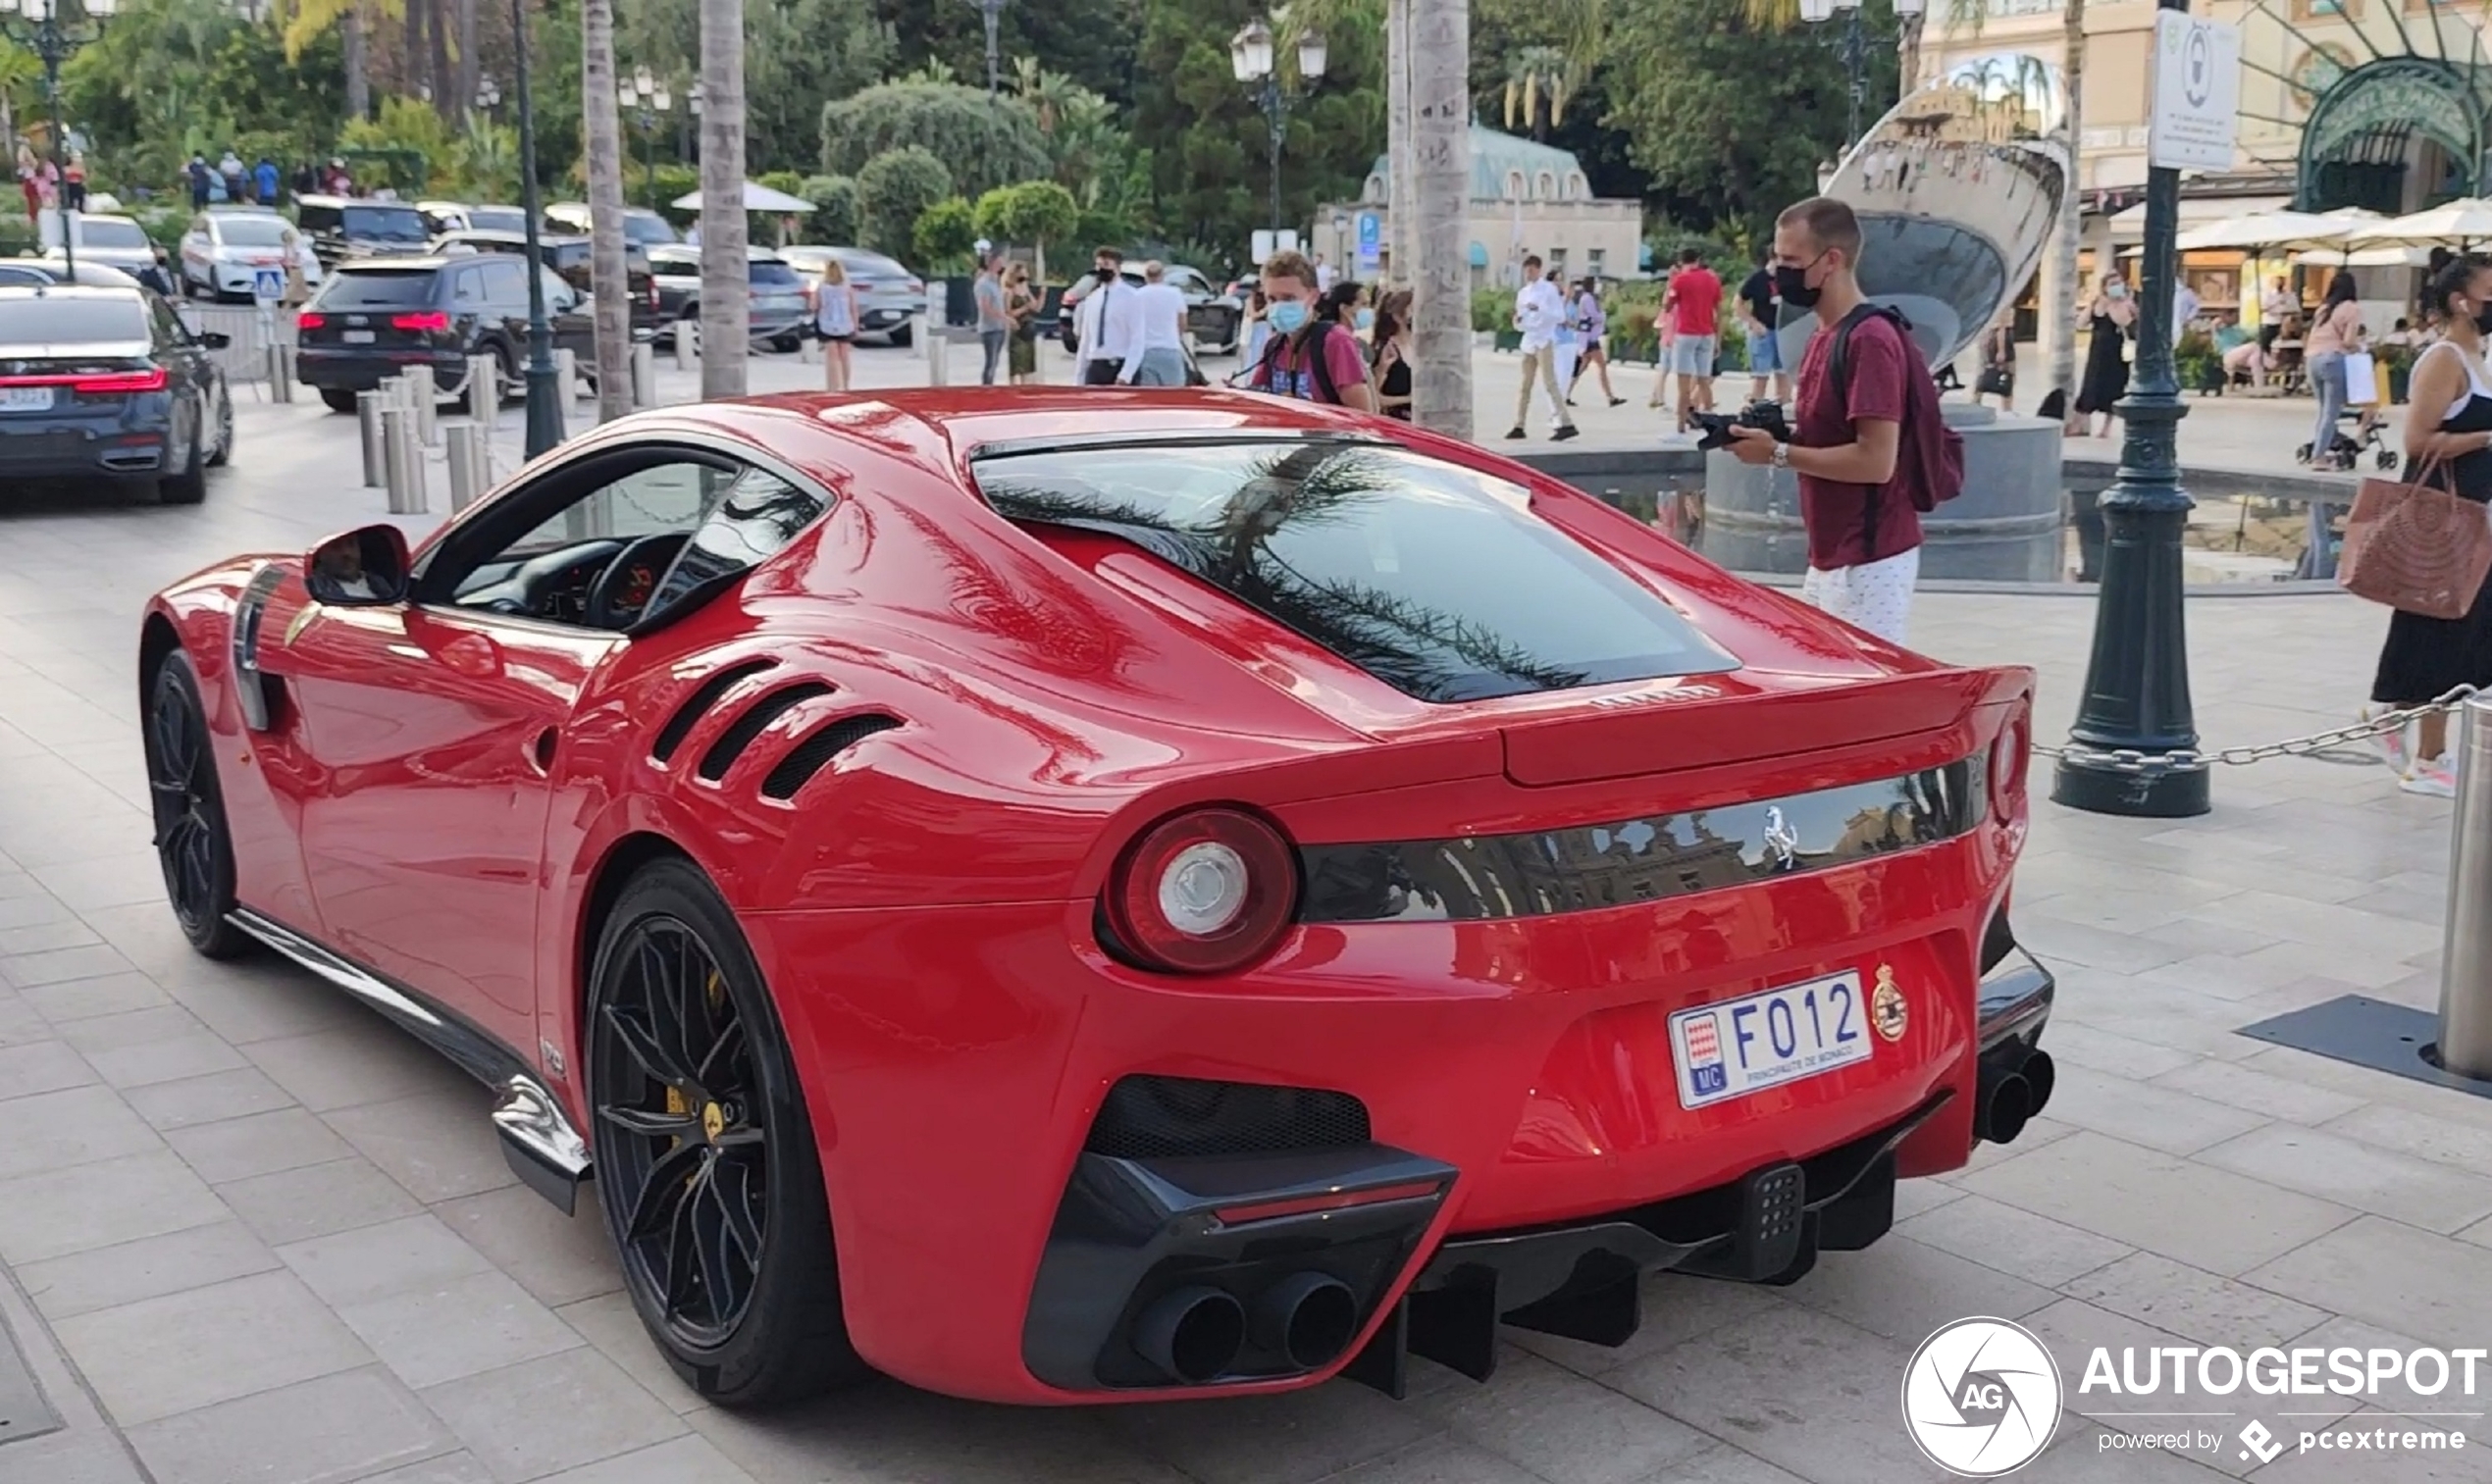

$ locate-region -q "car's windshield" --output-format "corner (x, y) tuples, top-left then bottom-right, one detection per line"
(0, 296), (150, 343)
(750, 262), (802, 288)
(972, 439), (1739, 703)
(622, 213), (679, 247)
(80, 219), (150, 248)
(467, 207), (527, 233)
(315, 270), (440, 308)
(343, 206), (429, 242)
(838, 252), (906, 281)
(217, 217), (290, 247)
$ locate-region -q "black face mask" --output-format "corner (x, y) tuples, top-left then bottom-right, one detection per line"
(1094, 266), (1116, 283)
(2472, 303), (2492, 334)
(1774, 257), (1824, 310)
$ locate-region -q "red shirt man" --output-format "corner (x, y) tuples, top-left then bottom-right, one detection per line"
(1669, 260), (1722, 338)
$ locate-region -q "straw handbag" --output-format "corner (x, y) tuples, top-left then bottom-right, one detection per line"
(2339, 458), (2492, 620)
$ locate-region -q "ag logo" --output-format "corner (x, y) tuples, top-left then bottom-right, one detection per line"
(1901, 1317), (2062, 1476)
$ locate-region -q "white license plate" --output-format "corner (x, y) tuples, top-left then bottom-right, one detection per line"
(342, 330), (375, 344)
(1670, 970), (1874, 1109)
(0, 386), (54, 412)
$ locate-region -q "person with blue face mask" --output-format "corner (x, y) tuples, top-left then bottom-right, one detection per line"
(1247, 250), (1376, 411)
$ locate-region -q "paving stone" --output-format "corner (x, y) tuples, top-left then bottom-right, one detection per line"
(0, 1429), (153, 1484)
(1636, 1445), (1813, 1484)
(322, 1092), (517, 1204)
(0, 1038), (98, 1098)
(697, 1381), (1187, 1484)
(1782, 1234), (2057, 1344)
(219, 1157), (427, 1246)
(51, 1269), (373, 1426)
(1894, 1191), (2137, 1287)
(1407, 1350), (1710, 1484)
(2149, 1058), (2369, 1126)
(121, 1065), (299, 1131)
(1313, 1438), (1543, 1484)
(343, 1456), (495, 1484)
(0, 1084), (160, 1182)
(278, 1214), (496, 1309)
(0, 918), (102, 956)
(18, 1220), (281, 1322)
(123, 1364), (453, 1484)
(1501, 1269), (1791, 1378)
(16, 973), (171, 1024)
(553, 1293), (705, 1414)
(160, 962), (371, 1045)
(2194, 1124), (2492, 1234)
(336, 1268), (584, 1390)
(2038, 1066), (2272, 1155)
(433, 1185), (622, 1307)
(56, 1004), (211, 1054)
(166, 1107), (356, 1185)
(1104, 1376), (1440, 1484)
(80, 1032), (250, 1091)
(2060, 1252), (2332, 1351)
(2248, 1216), (2492, 1343)
(243, 1026), (473, 1114)
(2040, 1023), (2202, 1082)
(2323, 1103), (2492, 1176)
(1956, 1131), (2360, 1276)
(0, 1150), (229, 1263)
(2014, 1427), (2240, 1483)
(529, 1435), (761, 1484)
(419, 1348), (685, 1484)
(0, 942), (137, 989)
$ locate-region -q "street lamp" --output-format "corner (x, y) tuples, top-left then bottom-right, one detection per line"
(619, 65), (671, 211)
(2052, 0), (2206, 817)
(971, 0), (1006, 97)
(510, 0), (562, 455)
(475, 74), (501, 120)
(0, 0), (117, 281)
(1799, 0), (1919, 149)
(682, 80), (702, 166)
(1230, 17), (1325, 241)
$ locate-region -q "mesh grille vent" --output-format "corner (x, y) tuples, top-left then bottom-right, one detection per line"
(698, 683), (833, 783)
(760, 713), (903, 800)
(651, 658), (777, 763)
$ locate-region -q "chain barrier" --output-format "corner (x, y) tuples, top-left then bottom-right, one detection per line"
(2033, 686), (2481, 776)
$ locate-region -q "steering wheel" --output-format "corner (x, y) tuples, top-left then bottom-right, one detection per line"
(458, 538), (624, 618)
(586, 532), (692, 631)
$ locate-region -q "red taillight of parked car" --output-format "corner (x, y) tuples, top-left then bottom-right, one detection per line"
(1992, 703), (2031, 815)
(296, 312), (327, 331)
(70, 368), (169, 395)
(1104, 807), (1298, 975)
(391, 311), (451, 333)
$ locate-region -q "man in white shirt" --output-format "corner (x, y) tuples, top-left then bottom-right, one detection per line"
(2173, 280), (2201, 343)
(1316, 254), (1336, 292)
(1074, 246), (1144, 385)
(1506, 255), (1578, 440)
(1119, 261), (1192, 385)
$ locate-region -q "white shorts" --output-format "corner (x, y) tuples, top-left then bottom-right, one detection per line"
(1800, 546), (1921, 646)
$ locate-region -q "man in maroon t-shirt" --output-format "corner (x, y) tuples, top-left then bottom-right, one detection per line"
(1725, 197), (1923, 645)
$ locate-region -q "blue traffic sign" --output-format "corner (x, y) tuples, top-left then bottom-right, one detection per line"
(251, 268), (285, 304)
(1356, 212), (1381, 264)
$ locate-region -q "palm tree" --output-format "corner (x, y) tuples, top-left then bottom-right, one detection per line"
(697, 0), (750, 399)
(281, 0), (398, 120)
(1386, 0), (1410, 285)
(581, 0), (633, 421)
(1410, 0), (1472, 437)
(0, 43), (40, 158)
(1500, 44), (1570, 140)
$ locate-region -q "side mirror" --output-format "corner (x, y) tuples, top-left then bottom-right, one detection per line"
(305, 525), (412, 606)
(198, 331), (232, 349)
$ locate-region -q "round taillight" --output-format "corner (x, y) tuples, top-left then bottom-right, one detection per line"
(1992, 711), (2031, 810)
(1106, 808), (1298, 975)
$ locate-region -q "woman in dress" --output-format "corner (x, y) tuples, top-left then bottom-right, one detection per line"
(813, 257), (857, 393)
(1371, 288), (1413, 420)
(2071, 271), (2135, 436)
(1003, 262), (1039, 384)
(2362, 252), (2492, 797)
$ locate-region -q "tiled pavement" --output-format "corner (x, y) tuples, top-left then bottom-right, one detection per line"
(0, 372), (2483, 1484)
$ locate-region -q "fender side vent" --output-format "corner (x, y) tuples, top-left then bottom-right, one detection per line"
(760, 712), (903, 800)
(1085, 1075), (1373, 1159)
(698, 683), (833, 783)
(652, 658), (777, 763)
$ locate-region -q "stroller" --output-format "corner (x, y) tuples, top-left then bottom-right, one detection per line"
(2296, 405), (2397, 473)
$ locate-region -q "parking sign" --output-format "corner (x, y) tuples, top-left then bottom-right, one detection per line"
(251, 267), (285, 306)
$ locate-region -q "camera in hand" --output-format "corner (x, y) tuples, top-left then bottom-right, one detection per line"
(1693, 399), (1791, 452)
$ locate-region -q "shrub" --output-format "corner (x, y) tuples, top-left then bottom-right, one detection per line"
(912, 196), (979, 272)
(855, 146), (952, 262)
(970, 179), (1078, 261)
(798, 176), (859, 244)
(820, 82), (1049, 199)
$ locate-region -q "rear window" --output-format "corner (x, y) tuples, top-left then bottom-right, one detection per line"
(0, 296), (149, 343)
(80, 219), (151, 248)
(315, 269), (441, 308)
(342, 206), (429, 243)
(838, 252), (906, 281)
(217, 216), (290, 247)
(972, 439), (1739, 703)
(467, 207), (527, 233)
(621, 213), (678, 247)
(750, 262), (802, 288)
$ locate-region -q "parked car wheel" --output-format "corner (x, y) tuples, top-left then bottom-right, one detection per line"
(319, 388), (359, 414)
(887, 324), (912, 349)
(587, 857), (870, 1407)
(144, 652), (248, 959)
(158, 430), (208, 505)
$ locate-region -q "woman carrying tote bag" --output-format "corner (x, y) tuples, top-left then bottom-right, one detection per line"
(2357, 252), (2492, 796)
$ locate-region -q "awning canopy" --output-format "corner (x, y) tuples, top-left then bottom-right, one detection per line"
(2172, 209), (2364, 253)
(2107, 193), (2292, 239)
(2347, 198), (2492, 244)
(670, 180), (814, 213)
(2298, 244), (2437, 267)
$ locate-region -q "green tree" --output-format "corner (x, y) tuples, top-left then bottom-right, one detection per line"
(876, 0), (1140, 106)
(624, 0), (892, 175)
(818, 80), (1049, 198)
(911, 195), (978, 268)
(1601, 0), (1880, 244)
(856, 144), (952, 259)
(799, 173), (859, 242)
(1130, 0), (1383, 259)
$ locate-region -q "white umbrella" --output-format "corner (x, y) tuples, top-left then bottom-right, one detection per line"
(2173, 210), (2358, 253)
(669, 180), (814, 214)
(2297, 244), (2436, 268)
(2347, 198), (2492, 245)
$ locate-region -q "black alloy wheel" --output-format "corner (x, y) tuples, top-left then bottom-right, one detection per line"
(587, 859), (865, 1406)
(205, 384), (234, 467)
(145, 654), (245, 957)
(158, 419), (208, 504)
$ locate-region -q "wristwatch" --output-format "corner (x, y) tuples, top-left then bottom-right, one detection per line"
(1772, 441), (1791, 471)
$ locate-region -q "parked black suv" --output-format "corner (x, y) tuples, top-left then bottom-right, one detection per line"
(430, 229), (664, 338)
(295, 256), (594, 413)
(294, 195), (434, 269)
(545, 202), (680, 249)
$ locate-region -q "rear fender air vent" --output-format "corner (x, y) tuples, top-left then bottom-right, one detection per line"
(759, 712), (904, 800)
(698, 683), (833, 783)
(1085, 1075), (1372, 1160)
(652, 658), (778, 763)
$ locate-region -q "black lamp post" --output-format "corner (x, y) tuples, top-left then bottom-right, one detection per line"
(1230, 17), (1325, 239)
(971, 0), (1005, 97)
(510, 0), (562, 456)
(2051, 0), (2207, 817)
(619, 66), (670, 212)
(1, 0), (115, 281)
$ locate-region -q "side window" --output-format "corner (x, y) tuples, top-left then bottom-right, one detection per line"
(645, 467), (831, 618)
(478, 256), (528, 309)
(444, 459), (740, 624)
(451, 266), (490, 308)
(148, 292), (186, 347)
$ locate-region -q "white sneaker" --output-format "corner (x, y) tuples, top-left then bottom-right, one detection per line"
(2361, 703), (2413, 773)
(2401, 755), (2458, 798)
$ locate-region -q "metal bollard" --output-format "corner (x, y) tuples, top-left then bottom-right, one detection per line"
(923, 321), (947, 387)
(358, 390), (386, 487)
(674, 319), (698, 372)
(380, 406), (413, 513)
(630, 342), (657, 409)
(412, 370), (439, 445)
(264, 343), (293, 403)
(444, 423), (485, 512)
(2441, 696), (2492, 1079)
(554, 348), (580, 405)
(467, 355), (499, 418)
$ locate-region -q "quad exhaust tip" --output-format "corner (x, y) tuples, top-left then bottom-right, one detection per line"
(1134, 1286), (1245, 1385)
(1978, 1048), (2055, 1146)
(1255, 1272), (1359, 1371)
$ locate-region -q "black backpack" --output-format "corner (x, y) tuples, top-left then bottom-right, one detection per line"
(1257, 321), (1343, 404)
